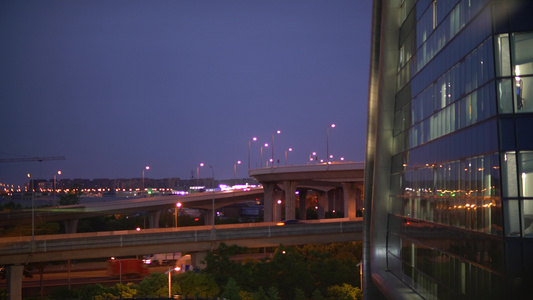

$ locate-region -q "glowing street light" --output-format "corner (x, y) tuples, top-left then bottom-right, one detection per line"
(28, 173), (35, 242)
(272, 130), (281, 167)
(197, 163), (205, 186)
(209, 165), (215, 229)
(54, 170), (62, 206)
(166, 267), (181, 298)
(111, 257), (122, 284)
(261, 143), (269, 168)
(248, 137), (257, 170)
(142, 166), (150, 191)
(234, 160), (241, 185)
(285, 148), (293, 166)
(175, 202), (182, 228)
(327, 124), (336, 164)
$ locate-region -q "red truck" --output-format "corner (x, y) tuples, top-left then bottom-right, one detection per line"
(107, 258), (149, 278)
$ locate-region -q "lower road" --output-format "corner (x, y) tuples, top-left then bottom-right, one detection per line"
(0, 261), (170, 298)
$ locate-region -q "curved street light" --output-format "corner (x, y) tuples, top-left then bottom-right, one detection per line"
(54, 170), (62, 207)
(327, 124), (335, 164)
(175, 202), (182, 228)
(234, 160), (241, 185)
(248, 137), (257, 170)
(197, 163), (204, 186)
(166, 266), (181, 298)
(209, 165), (215, 229)
(285, 148), (293, 166)
(272, 130), (281, 167)
(261, 143), (269, 168)
(142, 166), (150, 191)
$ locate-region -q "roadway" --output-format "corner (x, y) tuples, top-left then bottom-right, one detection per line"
(0, 187), (264, 226)
(0, 218), (362, 265)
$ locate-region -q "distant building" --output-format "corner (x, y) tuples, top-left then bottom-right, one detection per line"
(364, 0), (533, 299)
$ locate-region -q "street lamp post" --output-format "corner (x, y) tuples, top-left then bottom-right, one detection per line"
(54, 170), (62, 207)
(248, 137), (257, 170)
(260, 143), (268, 167)
(272, 130), (281, 167)
(234, 161), (241, 185)
(197, 163), (204, 187)
(111, 257), (122, 284)
(285, 148), (293, 166)
(166, 267), (181, 298)
(209, 165), (215, 229)
(27, 173), (34, 243)
(327, 124), (335, 164)
(142, 166), (150, 191)
(175, 202), (182, 228)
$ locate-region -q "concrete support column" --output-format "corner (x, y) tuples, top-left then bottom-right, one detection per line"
(316, 191), (326, 219)
(327, 189), (336, 215)
(7, 264), (23, 300)
(335, 188), (344, 214)
(191, 251), (207, 270)
(283, 181), (297, 220)
(204, 210), (214, 226)
(342, 182), (358, 218)
(63, 219), (79, 234)
(298, 190), (307, 220)
(356, 183), (364, 216)
(262, 183), (276, 222)
(147, 210), (161, 228)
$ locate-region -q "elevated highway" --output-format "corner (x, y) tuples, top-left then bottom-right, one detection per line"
(2, 218), (362, 299)
(0, 188), (264, 231)
(0, 218), (361, 265)
(249, 162), (364, 221)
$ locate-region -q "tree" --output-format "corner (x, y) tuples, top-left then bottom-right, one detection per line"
(294, 288), (306, 300)
(327, 283), (363, 300)
(136, 272), (168, 296)
(59, 184), (82, 205)
(221, 277), (241, 300)
(177, 271), (220, 298)
(266, 245), (314, 299)
(202, 242), (252, 289)
(74, 283), (108, 299)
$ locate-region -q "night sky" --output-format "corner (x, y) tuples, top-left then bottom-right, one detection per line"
(0, 1), (372, 187)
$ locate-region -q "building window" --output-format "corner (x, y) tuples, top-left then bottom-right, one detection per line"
(519, 151), (533, 197)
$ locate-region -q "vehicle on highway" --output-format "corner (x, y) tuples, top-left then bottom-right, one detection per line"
(276, 219), (305, 226)
(142, 253), (180, 265)
(107, 258), (149, 277)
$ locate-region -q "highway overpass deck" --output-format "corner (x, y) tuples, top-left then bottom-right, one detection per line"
(0, 218), (362, 265)
(0, 188), (264, 226)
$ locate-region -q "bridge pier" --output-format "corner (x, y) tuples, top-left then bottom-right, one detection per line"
(342, 182), (358, 218)
(283, 181), (297, 220)
(204, 210), (214, 226)
(147, 210), (161, 228)
(298, 190), (307, 220)
(327, 189), (336, 214)
(6, 264), (23, 300)
(262, 183), (275, 222)
(317, 191), (326, 219)
(191, 251), (207, 270)
(63, 219), (79, 234)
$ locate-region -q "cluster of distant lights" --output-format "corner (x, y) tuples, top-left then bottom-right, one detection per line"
(1, 184), (259, 195)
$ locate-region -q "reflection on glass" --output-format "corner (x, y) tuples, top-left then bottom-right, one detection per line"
(519, 151), (533, 197)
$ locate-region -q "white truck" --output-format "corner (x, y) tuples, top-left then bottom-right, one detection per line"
(142, 253), (181, 266)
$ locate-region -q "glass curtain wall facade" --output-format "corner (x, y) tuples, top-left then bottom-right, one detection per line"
(364, 0), (533, 299)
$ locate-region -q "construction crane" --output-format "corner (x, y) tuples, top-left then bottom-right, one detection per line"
(0, 156), (66, 162)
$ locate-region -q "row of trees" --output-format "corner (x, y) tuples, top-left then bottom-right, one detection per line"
(41, 242), (363, 300)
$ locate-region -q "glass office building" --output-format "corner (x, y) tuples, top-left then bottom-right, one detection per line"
(363, 0), (533, 299)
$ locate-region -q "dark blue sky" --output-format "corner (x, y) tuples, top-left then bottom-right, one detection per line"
(0, 0), (371, 187)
